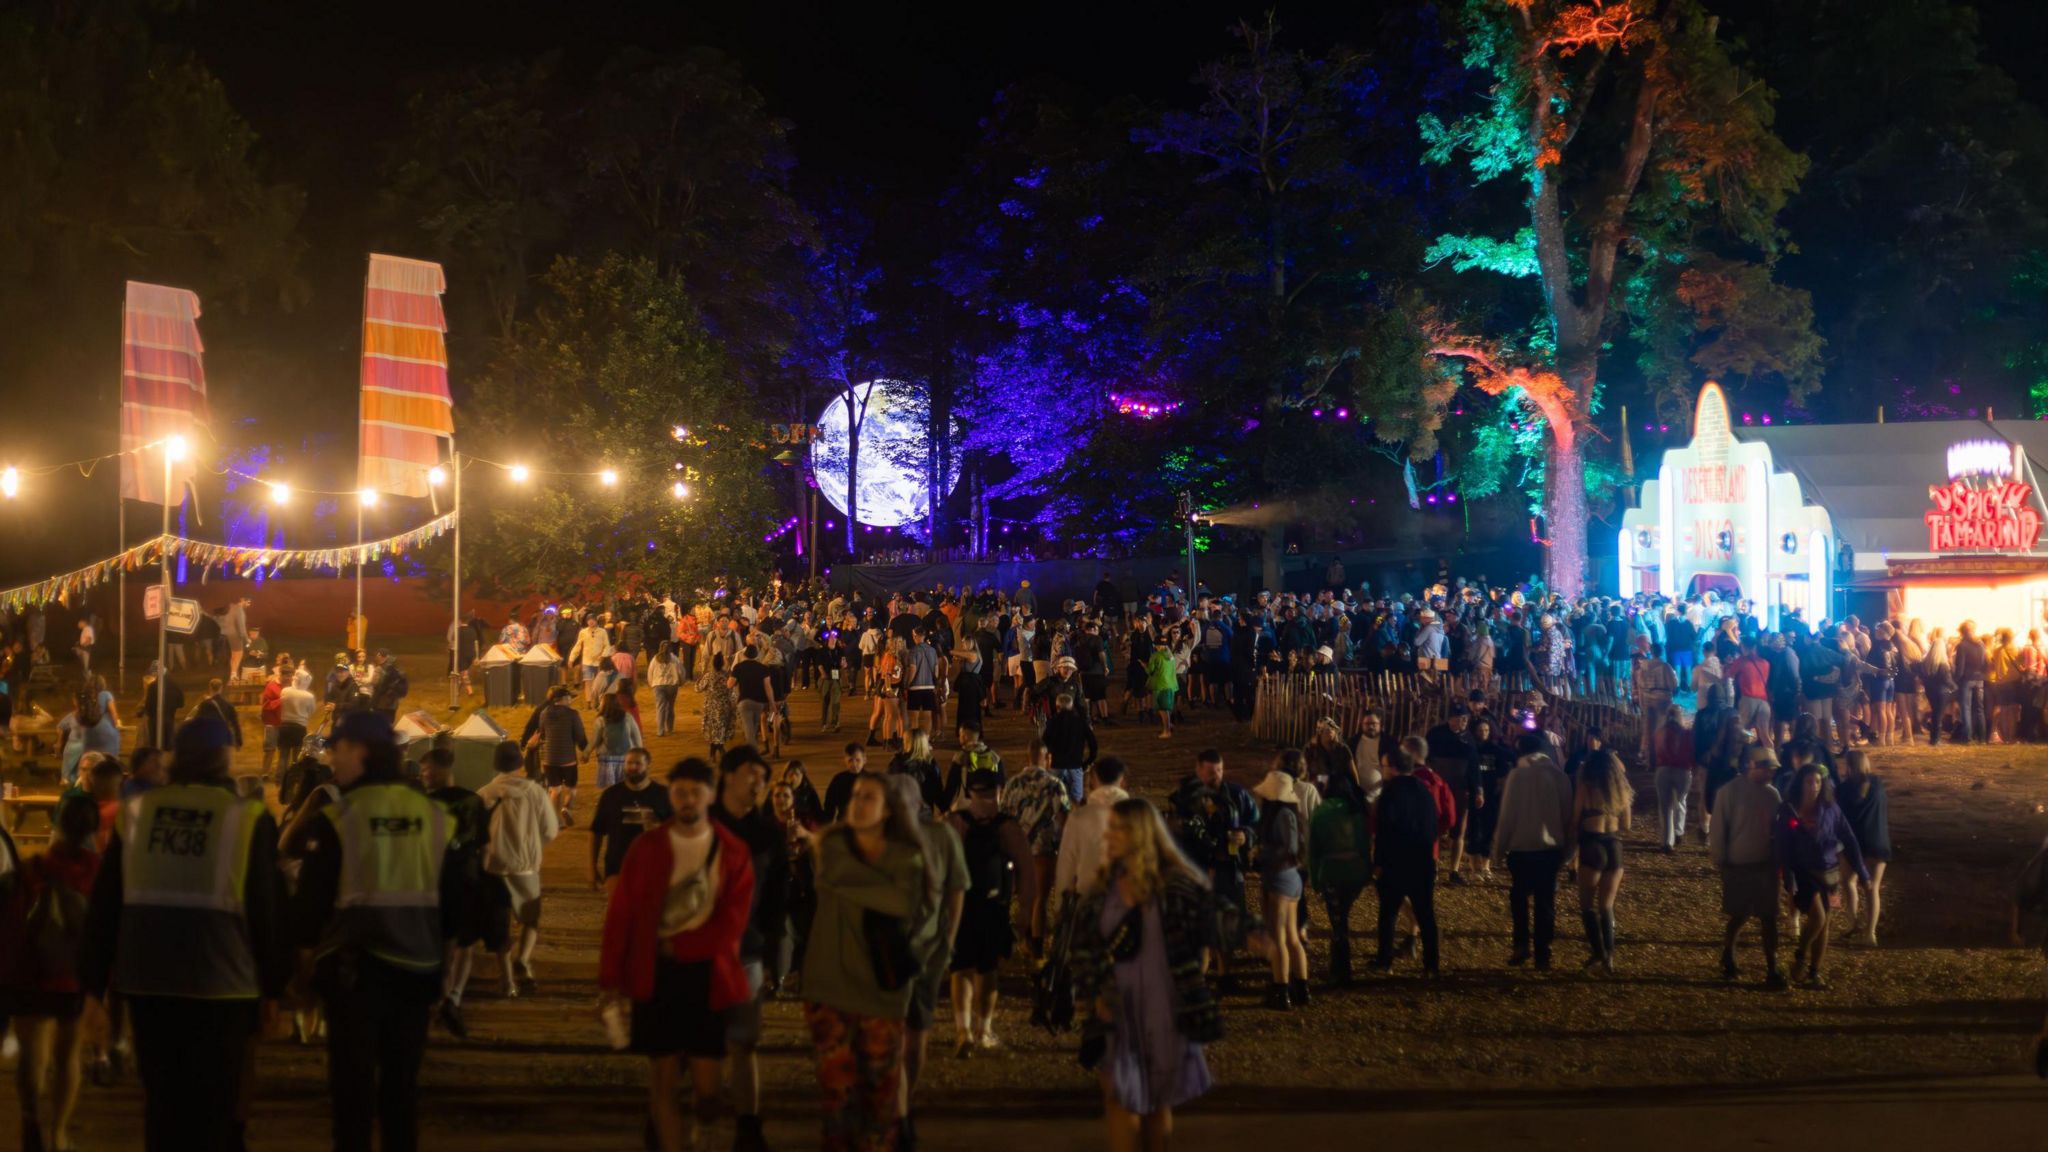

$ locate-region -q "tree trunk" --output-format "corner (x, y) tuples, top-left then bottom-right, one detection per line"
(1544, 436), (1588, 599)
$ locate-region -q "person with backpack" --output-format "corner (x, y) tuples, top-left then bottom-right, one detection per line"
(949, 771), (1037, 1055)
(1309, 747), (1372, 986)
(58, 674), (121, 789)
(1252, 764), (1309, 1009)
(421, 749), (489, 1040)
(1371, 747), (1442, 977)
(941, 723), (1003, 812)
(3, 794), (99, 1152)
(477, 738), (561, 998)
(191, 678), (244, 752)
(370, 651), (409, 722)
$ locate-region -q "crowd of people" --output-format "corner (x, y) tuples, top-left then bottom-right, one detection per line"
(6, 569), (2048, 1152)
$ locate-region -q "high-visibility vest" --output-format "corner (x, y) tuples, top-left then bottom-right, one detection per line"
(318, 783), (452, 973)
(114, 783), (267, 999)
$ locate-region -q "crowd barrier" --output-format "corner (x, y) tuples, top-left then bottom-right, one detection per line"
(1251, 669), (1645, 760)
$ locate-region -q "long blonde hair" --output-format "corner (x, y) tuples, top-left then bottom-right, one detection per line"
(1095, 798), (1206, 904)
(1577, 749), (1634, 820)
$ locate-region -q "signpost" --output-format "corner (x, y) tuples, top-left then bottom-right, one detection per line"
(143, 585), (163, 621)
(165, 597), (200, 635)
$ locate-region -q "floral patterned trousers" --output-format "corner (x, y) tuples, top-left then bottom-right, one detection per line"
(802, 1001), (906, 1152)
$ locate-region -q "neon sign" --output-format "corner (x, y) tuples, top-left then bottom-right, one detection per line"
(1946, 440), (2017, 480)
(1926, 480), (2042, 552)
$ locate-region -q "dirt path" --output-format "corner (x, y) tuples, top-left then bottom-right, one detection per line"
(8, 646), (2048, 1148)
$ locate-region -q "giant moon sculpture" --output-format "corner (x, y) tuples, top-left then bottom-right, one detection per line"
(811, 379), (959, 528)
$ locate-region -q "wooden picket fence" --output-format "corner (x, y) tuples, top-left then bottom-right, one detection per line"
(1251, 669), (1645, 761)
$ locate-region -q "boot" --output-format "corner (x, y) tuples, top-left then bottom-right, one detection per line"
(1290, 977), (1311, 1005)
(1264, 981), (1293, 1011)
(1580, 910), (1605, 970)
(1600, 911), (1618, 973)
(733, 1114), (771, 1152)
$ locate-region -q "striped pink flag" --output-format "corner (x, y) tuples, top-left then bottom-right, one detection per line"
(119, 281), (210, 505)
(359, 254), (453, 497)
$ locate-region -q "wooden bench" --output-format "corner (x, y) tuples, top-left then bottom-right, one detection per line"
(3, 791), (63, 843)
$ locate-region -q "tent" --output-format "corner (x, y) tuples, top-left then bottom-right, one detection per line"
(447, 710), (510, 791)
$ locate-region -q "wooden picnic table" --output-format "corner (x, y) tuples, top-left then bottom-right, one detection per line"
(3, 791), (63, 841)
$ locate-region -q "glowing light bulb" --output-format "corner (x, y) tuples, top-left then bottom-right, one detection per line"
(165, 435), (187, 462)
(672, 481), (688, 500)
(268, 482), (289, 505)
(427, 466), (447, 486)
(509, 464), (531, 483)
(358, 488), (379, 508)
(0, 468), (17, 499)
(600, 469), (618, 487)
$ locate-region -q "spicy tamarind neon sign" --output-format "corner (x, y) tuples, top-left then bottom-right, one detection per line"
(1926, 478), (2042, 552)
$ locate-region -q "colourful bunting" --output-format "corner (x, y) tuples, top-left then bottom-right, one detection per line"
(0, 512), (457, 612)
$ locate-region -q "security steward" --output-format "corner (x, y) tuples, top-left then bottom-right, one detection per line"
(82, 716), (287, 1152)
(295, 710), (459, 1152)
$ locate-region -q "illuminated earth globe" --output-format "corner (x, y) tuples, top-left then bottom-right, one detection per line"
(811, 379), (960, 528)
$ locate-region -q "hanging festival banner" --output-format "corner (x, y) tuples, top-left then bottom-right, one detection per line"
(359, 254), (453, 499)
(118, 282), (211, 505)
(0, 512), (458, 612)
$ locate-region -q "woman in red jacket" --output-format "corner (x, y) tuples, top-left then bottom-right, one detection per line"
(599, 757), (755, 1152)
(3, 794), (101, 1152)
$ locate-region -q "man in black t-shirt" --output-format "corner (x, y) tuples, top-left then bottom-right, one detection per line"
(822, 742), (881, 824)
(586, 748), (670, 890)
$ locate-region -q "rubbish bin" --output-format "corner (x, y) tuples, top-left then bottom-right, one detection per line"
(480, 660), (516, 708)
(519, 644), (563, 705)
(449, 711), (509, 791)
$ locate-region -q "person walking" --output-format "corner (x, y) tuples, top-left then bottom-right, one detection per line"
(588, 748), (671, 894)
(1651, 709), (1696, 851)
(1491, 752), (1573, 970)
(81, 717), (287, 1152)
(952, 772), (1038, 1054)
(647, 641), (683, 738)
(1371, 747), (1441, 977)
(817, 631), (850, 733)
(1308, 747), (1371, 986)
(711, 747), (787, 1152)
(1144, 640), (1179, 740)
(1054, 758), (1132, 915)
(1001, 739), (1070, 957)
(1573, 749), (1633, 973)
(1837, 750), (1893, 946)
(1774, 763), (1868, 990)
(1042, 689), (1100, 805)
(1251, 765), (1309, 1008)
(2, 795), (99, 1152)
(591, 693), (644, 792)
(599, 757), (754, 1152)
(896, 775), (965, 1149)
(730, 645), (779, 756)
(801, 772), (928, 1150)
(477, 738), (560, 998)
(522, 685), (588, 828)
(1712, 747), (1787, 988)
(1068, 797), (1217, 1152)
(295, 712), (458, 1152)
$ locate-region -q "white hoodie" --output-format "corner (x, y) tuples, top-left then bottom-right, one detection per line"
(477, 772), (560, 876)
(1053, 784), (1130, 908)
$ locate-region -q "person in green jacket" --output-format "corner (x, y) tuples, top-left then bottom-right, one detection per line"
(801, 771), (929, 1150)
(1145, 642), (1180, 741)
(1308, 745), (1373, 984)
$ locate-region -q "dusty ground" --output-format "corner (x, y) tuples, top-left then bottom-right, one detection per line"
(8, 637), (2048, 1149)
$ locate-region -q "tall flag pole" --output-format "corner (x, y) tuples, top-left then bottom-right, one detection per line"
(119, 281), (207, 745)
(358, 254), (454, 651)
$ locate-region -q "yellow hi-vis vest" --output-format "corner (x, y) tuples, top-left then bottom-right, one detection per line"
(319, 783), (452, 973)
(115, 783), (267, 999)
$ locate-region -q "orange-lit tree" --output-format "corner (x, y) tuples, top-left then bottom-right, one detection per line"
(1421, 0), (1817, 595)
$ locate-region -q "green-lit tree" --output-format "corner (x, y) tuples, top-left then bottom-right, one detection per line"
(459, 255), (779, 597)
(1420, 0), (1818, 595)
